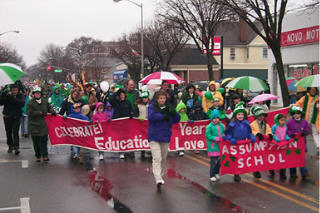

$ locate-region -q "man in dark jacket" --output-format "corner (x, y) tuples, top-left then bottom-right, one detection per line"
(0, 84), (25, 154)
(110, 89), (133, 119)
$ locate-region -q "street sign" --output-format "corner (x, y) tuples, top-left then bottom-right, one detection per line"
(54, 69), (62, 73)
(202, 36), (221, 55)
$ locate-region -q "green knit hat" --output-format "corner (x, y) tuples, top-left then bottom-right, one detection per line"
(289, 105), (303, 116)
(139, 91), (149, 98)
(233, 102), (247, 117)
(252, 106), (267, 118)
(274, 113), (284, 125)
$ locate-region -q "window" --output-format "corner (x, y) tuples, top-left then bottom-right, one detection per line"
(263, 48), (268, 58)
(230, 48), (235, 59)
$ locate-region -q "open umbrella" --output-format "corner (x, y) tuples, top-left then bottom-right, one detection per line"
(139, 71), (184, 85)
(226, 76), (268, 91)
(296, 74), (319, 88)
(248, 94), (280, 105)
(286, 77), (297, 92)
(221, 77), (234, 88)
(0, 63), (24, 86)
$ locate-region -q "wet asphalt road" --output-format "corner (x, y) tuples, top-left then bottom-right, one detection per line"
(0, 107), (319, 213)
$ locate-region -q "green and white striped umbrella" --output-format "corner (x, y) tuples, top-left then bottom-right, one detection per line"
(296, 74), (319, 88)
(226, 76), (268, 91)
(0, 63), (24, 86)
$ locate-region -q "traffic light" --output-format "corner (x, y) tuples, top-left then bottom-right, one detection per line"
(46, 66), (52, 71)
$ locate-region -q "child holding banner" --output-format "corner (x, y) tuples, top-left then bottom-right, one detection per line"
(271, 113), (291, 179)
(92, 102), (109, 160)
(250, 106), (273, 179)
(148, 90), (180, 191)
(206, 109), (225, 182)
(176, 101), (189, 156)
(287, 106), (310, 180)
(224, 102), (256, 182)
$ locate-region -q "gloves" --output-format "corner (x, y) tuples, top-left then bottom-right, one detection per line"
(63, 115), (67, 120)
(51, 111), (57, 116)
(188, 120), (194, 124)
(138, 116), (144, 121)
(230, 138), (237, 145)
(129, 115), (133, 119)
(256, 133), (264, 140)
(290, 134), (296, 138)
(215, 137), (221, 142)
(251, 135), (257, 143)
(268, 134), (273, 140)
(301, 130), (307, 137)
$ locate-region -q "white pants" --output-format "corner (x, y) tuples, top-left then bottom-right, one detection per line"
(311, 124), (319, 150)
(149, 141), (169, 182)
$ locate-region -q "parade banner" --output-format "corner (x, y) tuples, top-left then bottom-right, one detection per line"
(46, 107), (290, 152)
(219, 137), (305, 175)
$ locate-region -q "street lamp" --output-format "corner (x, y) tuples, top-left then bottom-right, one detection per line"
(113, 0), (144, 78)
(0, 30), (20, 37)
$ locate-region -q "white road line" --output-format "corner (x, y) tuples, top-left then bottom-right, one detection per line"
(20, 197), (30, 213)
(21, 160), (28, 168)
(0, 206), (21, 211)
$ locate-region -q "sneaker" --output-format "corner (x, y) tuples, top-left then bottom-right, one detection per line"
(253, 172), (261, 179)
(215, 174), (220, 180)
(14, 150), (20, 155)
(36, 158), (41, 162)
(157, 183), (162, 192)
(156, 179), (164, 185)
(302, 173), (310, 180)
(73, 154), (78, 159)
(160, 179), (165, 185)
(290, 174), (298, 179)
(210, 176), (217, 182)
(179, 151), (184, 156)
(119, 154), (125, 159)
(43, 157), (50, 162)
(7, 147), (13, 153)
(234, 175), (241, 182)
(99, 154), (104, 160)
(269, 170), (275, 178)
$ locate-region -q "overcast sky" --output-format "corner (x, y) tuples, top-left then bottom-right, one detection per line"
(0, 0), (159, 66)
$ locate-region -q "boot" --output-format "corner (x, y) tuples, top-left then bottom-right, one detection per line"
(234, 175), (241, 182)
(253, 172), (261, 179)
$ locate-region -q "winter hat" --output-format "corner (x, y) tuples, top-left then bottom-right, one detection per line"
(139, 90), (150, 98)
(210, 109), (220, 120)
(208, 81), (216, 88)
(289, 105), (303, 115)
(32, 85), (42, 94)
(233, 102), (247, 117)
(252, 106), (267, 118)
(81, 104), (90, 116)
(274, 113), (284, 125)
(204, 91), (213, 100)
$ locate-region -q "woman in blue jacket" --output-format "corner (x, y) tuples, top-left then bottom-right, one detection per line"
(148, 90), (180, 190)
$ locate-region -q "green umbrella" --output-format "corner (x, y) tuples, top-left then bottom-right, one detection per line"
(226, 76), (268, 91)
(296, 74), (319, 88)
(0, 63), (24, 86)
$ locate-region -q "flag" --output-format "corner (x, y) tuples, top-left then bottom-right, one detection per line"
(130, 47), (139, 56)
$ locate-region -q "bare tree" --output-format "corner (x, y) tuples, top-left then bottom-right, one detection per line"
(65, 36), (106, 78)
(0, 42), (26, 70)
(219, 0), (290, 106)
(159, 0), (232, 81)
(144, 19), (189, 72)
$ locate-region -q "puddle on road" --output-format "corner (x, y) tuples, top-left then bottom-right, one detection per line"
(166, 168), (249, 213)
(88, 171), (132, 213)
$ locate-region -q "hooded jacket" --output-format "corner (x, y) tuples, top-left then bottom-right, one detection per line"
(188, 101), (208, 121)
(287, 118), (310, 136)
(68, 105), (90, 121)
(206, 122), (225, 156)
(176, 101), (189, 122)
(201, 81), (224, 113)
(104, 101), (114, 120)
(50, 86), (64, 108)
(109, 89), (133, 119)
(250, 119), (272, 136)
(148, 100), (180, 143)
(92, 102), (109, 122)
(0, 92), (25, 118)
(225, 119), (256, 143)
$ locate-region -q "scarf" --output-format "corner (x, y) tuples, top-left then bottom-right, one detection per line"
(303, 94), (318, 124)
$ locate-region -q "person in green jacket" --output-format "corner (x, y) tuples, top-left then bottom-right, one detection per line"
(50, 86), (64, 112)
(205, 109), (225, 182)
(176, 101), (189, 156)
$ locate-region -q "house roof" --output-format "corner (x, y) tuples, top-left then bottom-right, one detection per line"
(215, 21), (263, 46)
(171, 48), (218, 65)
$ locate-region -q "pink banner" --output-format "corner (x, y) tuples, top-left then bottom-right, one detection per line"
(219, 136), (305, 175)
(45, 107), (290, 152)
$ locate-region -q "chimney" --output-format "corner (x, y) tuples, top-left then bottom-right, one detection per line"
(239, 17), (247, 42)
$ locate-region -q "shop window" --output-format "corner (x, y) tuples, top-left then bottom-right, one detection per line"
(263, 48), (268, 58)
(230, 48), (235, 60)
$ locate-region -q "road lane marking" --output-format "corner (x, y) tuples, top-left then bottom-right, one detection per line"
(0, 197), (30, 213)
(0, 159), (29, 168)
(187, 152), (319, 204)
(185, 154), (319, 212)
(20, 197), (30, 213)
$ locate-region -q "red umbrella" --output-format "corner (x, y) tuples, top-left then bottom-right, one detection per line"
(139, 71), (184, 85)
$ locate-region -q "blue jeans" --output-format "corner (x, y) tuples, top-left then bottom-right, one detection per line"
(71, 146), (80, 156)
(290, 167), (308, 176)
(20, 115), (28, 135)
(210, 156), (220, 178)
